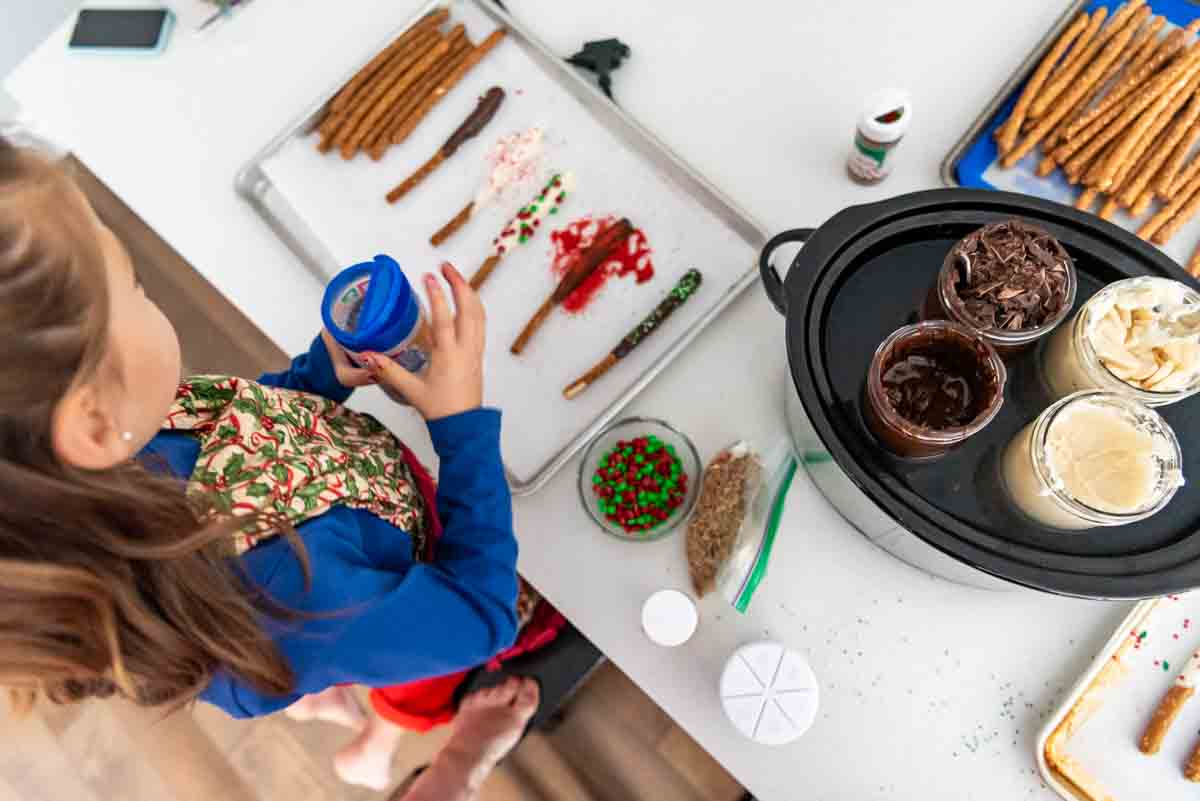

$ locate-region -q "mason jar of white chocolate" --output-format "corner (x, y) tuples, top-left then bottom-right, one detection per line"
(1001, 391), (1183, 531)
(1041, 277), (1200, 407)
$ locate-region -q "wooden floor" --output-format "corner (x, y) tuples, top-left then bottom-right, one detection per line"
(0, 159), (748, 801)
(3, 662), (744, 801)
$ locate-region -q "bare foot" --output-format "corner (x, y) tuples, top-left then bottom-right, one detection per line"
(388, 678), (539, 801)
(334, 715), (405, 791)
(445, 677), (539, 790)
(283, 686), (366, 730)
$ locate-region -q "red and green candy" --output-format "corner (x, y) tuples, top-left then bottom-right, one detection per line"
(591, 434), (686, 534)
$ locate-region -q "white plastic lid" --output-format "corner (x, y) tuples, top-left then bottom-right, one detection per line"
(858, 88), (912, 144)
(720, 641), (819, 745)
(641, 590), (698, 647)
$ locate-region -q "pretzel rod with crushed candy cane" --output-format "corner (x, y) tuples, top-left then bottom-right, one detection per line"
(431, 127), (544, 246)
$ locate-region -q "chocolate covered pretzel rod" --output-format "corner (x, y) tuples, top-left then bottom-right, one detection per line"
(393, 28), (508, 146)
(385, 87), (505, 204)
(510, 218), (634, 355)
(563, 269), (703, 399)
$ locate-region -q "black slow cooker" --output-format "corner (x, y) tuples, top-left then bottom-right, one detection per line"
(761, 188), (1200, 600)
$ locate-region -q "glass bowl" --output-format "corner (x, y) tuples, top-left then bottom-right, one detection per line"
(578, 417), (702, 541)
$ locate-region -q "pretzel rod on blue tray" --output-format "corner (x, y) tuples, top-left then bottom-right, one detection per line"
(957, 0), (1200, 271)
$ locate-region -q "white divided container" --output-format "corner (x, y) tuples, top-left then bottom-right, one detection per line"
(720, 640), (819, 746)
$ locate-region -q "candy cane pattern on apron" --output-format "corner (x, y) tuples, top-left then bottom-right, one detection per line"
(164, 375), (428, 557)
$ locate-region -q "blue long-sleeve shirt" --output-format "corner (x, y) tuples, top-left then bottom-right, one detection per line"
(140, 336), (518, 718)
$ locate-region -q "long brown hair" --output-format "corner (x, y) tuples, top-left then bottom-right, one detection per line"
(0, 138), (303, 711)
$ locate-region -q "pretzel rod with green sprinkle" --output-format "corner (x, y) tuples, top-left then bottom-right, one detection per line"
(563, 269), (702, 399)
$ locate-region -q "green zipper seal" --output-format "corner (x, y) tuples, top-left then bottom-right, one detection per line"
(734, 456), (797, 613)
(801, 448), (832, 464)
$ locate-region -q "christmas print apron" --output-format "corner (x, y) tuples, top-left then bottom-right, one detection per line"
(167, 376), (562, 731)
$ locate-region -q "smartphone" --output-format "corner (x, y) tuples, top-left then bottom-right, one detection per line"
(68, 8), (174, 54)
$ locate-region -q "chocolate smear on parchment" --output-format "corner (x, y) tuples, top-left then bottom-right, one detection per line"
(943, 220), (1071, 332)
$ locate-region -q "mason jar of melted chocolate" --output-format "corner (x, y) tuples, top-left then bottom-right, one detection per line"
(921, 220), (1077, 358)
(864, 321), (1007, 459)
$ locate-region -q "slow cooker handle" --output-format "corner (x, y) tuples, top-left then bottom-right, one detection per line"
(758, 228), (815, 315)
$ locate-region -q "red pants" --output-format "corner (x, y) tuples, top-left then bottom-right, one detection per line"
(369, 600), (565, 731)
(370, 446), (564, 732)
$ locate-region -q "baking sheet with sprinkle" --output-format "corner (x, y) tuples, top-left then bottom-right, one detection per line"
(1039, 594), (1200, 801)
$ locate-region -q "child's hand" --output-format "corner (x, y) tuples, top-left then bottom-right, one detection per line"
(363, 263), (485, 420)
(321, 329), (375, 388)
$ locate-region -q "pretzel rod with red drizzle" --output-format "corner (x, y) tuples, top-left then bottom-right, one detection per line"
(564, 269), (703, 399)
(510, 219), (633, 355)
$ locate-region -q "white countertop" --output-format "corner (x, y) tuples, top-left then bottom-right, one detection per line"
(7, 2), (1139, 798)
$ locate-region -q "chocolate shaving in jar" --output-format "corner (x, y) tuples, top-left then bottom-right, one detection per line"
(944, 220), (1071, 332)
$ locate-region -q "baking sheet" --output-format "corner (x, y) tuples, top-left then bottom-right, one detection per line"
(942, 0), (1200, 270)
(1038, 595), (1200, 801)
(237, 0), (765, 493)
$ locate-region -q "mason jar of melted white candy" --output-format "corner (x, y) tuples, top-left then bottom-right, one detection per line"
(1001, 391), (1183, 530)
(1041, 277), (1200, 406)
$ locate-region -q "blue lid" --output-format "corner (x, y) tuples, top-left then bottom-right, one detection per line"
(321, 254), (420, 353)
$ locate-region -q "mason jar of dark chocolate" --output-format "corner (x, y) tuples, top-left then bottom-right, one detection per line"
(922, 220), (1077, 358)
(863, 321), (1006, 459)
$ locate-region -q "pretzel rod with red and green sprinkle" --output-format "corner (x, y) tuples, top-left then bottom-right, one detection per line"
(469, 171), (574, 290)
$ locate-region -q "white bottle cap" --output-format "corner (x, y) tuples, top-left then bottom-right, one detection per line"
(641, 590), (698, 647)
(720, 641), (819, 745)
(858, 88), (912, 144)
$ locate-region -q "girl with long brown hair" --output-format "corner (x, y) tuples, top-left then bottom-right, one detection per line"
(0, 138), (540, 801)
